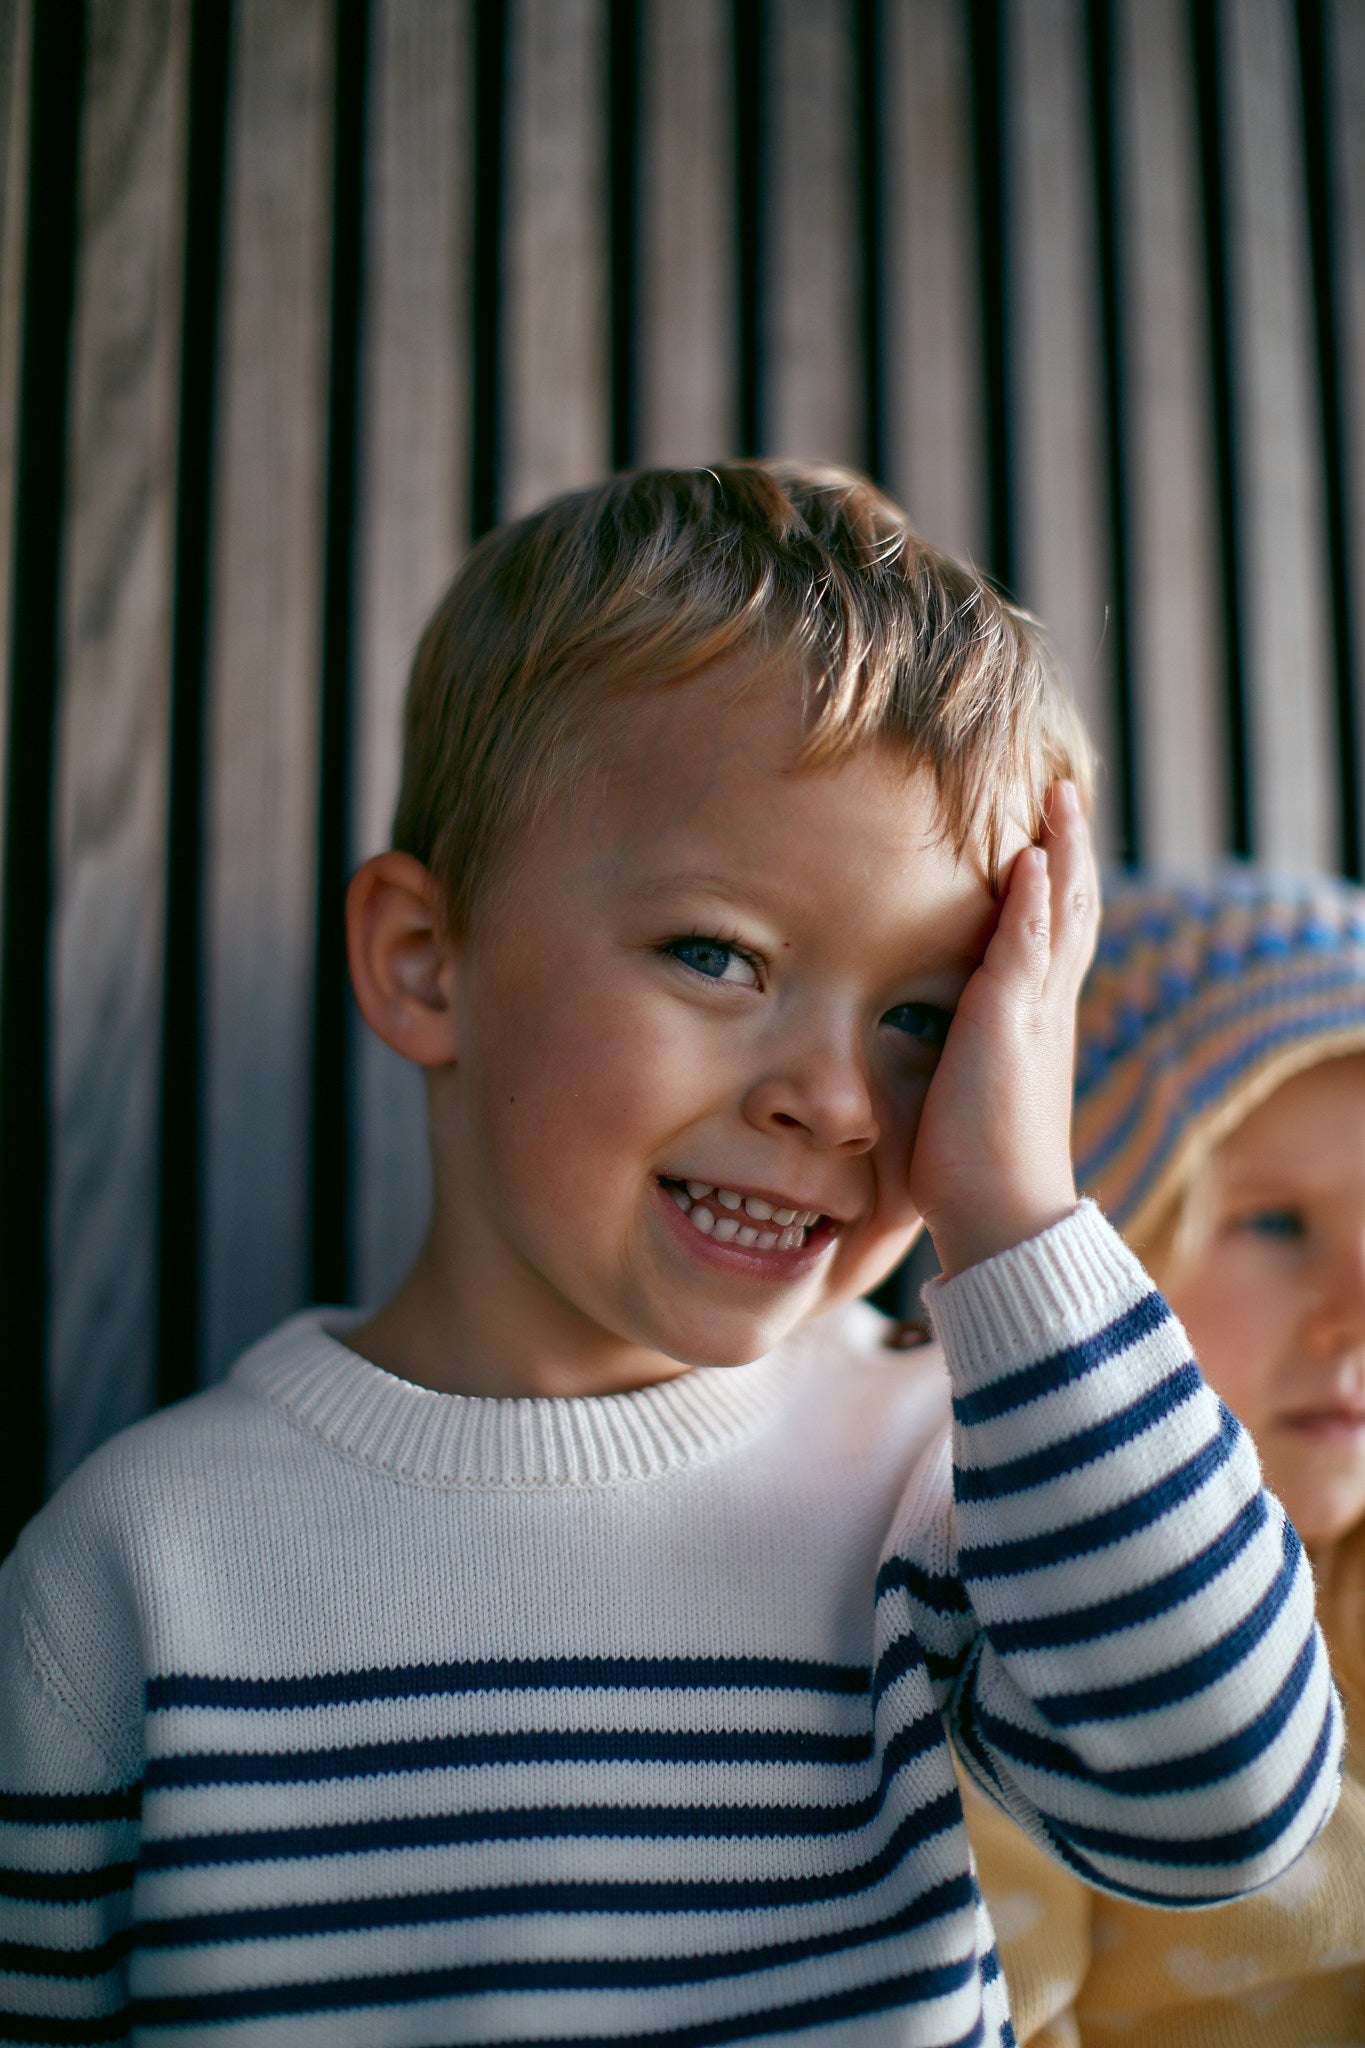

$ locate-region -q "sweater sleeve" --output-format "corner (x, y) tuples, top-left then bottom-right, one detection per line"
(883, 1201), (1343, 1908)
(0, 1550), (139, 2045)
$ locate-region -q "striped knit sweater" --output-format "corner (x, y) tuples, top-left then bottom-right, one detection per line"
(0, 1205), (1342, 2047)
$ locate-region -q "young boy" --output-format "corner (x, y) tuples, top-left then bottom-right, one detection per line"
(0, 466), (1341, 2048)
(966, 866), (1365, 2045)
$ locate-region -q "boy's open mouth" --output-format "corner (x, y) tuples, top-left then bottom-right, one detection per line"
(657, 1177), (827, 1252)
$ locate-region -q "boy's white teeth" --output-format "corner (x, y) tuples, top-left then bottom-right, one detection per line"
(667, 1179), (821, 1254)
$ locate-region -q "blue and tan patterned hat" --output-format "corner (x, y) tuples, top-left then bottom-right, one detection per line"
(1073, 866), (1365, 1246)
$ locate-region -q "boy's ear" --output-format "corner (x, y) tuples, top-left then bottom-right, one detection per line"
(346, 851), (460, 1066)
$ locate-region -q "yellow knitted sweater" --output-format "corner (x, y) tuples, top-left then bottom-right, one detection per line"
(967, 1527), (1365, 2046)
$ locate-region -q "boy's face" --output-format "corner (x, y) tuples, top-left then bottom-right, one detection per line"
(427, 667), (1024, 1396)
(1159, 1053), (1365, 1547)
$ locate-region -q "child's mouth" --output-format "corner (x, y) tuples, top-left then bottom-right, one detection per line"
(657, 1177), (827, 1252)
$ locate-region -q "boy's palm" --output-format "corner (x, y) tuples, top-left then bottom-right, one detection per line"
(910, 783), (1100, 1277)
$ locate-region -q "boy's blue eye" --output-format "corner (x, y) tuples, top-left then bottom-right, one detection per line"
(882, 1002), (952, 1055)
(666, 938), (759, 987)
(1240, 1209), (1305, 1241)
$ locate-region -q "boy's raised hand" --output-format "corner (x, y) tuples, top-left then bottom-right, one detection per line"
(908, 781), (1100, 1278)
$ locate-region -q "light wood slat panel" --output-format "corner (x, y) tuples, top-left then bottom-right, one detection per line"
(502, 0), (608, 516)
(48, 0), (185, 1482)
(1330, 0), (1365, 847)
(0, 0), (28, 906)
(637, 0), (733, 465)
(766, 0), (860, 465)
(1118, 0), (1227, 867)
(883, 0), (985, 565)
(351, 0), (470, 1308)
(1223, 0), (1335, 870)
(203, 0), (332, 1378)
(1006, 0), (1116, 857)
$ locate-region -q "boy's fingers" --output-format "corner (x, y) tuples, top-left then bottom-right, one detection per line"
(1039, 781), (1100, 985)
(989, 842), (1052, 997)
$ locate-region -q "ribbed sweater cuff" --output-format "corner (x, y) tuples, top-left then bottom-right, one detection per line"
(922, 1200), (1154, 1395)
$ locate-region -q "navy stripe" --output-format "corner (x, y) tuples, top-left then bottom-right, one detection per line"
(977, 1625), (1320, 1796)
(145, 1654), (868, 1714)
(138, 1718), (957, 1871)
(875, 1556), (970, 1614)
(958, 1407), (1240, 1578)
(1058, 1697), (1338, 1870)
(953, 1362), (1202, 1501)
(953, 1292), (1170, 1425)
(985, 1493), (1270, 1653)
(130, 1885), (979, 2022)
(133, 1965), (983, 2046)
(0, 2017), (128, 2046)
(134, 1810), (971, 1950)
(0, 1788), (140, 1827)
(1032, 1532), (1301, 1724)
(0, 1932), (131, 1979)
(868, 1632), (929, 1704)
(0, 1866), (134, 1905)
(144, 1724), (872, 1793)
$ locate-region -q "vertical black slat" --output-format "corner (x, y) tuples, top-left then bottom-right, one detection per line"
(1087, 0), (1141, 866)
(968, 0), (1014, 595)
(470, 0), (507, 539)
(1190, 0), (1253, 857)
(157, 0), (232, 1409)
(732, 0), (766, 458)
(0, 0), (84, 1554)
(1296, 0), (1360, 879)
(607, 0), (641, 472)
(310, 0), (369, 1307)
(855, 0), (887, 485)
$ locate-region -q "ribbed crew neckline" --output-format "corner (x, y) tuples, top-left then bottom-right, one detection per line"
(229, 1312), (810, 1488)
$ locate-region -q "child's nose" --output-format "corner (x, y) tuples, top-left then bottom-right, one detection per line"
(740, 1035), (879, 1155)
(1308, 1229), (1365, 1345)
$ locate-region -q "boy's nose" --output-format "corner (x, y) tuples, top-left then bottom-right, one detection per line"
(741, 1042), (879, 1155)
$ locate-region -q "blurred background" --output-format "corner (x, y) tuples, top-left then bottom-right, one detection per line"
(0, 0), (1361, 1555)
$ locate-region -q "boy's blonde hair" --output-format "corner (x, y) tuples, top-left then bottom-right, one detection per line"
(392, 460), (1093, 930)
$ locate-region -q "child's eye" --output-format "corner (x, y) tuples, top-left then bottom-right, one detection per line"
(1238, 1208), (1306, 1242)
(881, 1002), (953, 1057)
(664, 937), (761, 988)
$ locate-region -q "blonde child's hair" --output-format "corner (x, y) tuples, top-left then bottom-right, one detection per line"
(392, 460), (1093, 931)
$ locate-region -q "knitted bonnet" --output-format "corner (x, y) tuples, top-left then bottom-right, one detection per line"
(1073, 866), (1365, 1246)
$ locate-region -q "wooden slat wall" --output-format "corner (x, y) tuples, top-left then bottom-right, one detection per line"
(2, 0), (1361, 1548)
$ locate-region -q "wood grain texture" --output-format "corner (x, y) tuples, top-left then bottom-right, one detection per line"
(503, 0), (609, 516)
(766, 0), (860, 465)
(1223, 0), (1336, 869)
(1007, 0), (1117, 858)
(1330, 0), (1365, 850)
(48, 0), (184, 1482)
(883, 0), (985, 565)
(637, 0), (734, 465)
(1118, 0), (1228, 867)
(203, 0), (332, 1379)
(350, 0), (471, 1308)
(0, 0), (28, 910)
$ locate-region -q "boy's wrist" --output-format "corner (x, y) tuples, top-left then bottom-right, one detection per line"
(928, 1184), (1079, 1280)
